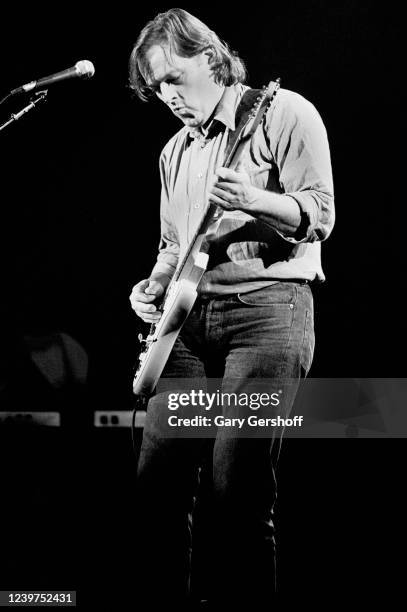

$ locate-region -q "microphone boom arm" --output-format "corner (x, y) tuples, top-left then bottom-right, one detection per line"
(0, 90), (48, 133)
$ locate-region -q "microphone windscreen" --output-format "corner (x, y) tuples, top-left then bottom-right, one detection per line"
(75, 60), (95, 78)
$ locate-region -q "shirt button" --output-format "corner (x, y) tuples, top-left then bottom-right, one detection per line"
(194, 203), (200, 209)
(197, 173), (203, 179)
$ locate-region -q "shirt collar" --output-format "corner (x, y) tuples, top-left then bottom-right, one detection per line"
(188, 83), (247, 140)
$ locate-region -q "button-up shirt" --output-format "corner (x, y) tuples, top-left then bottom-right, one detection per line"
(151, 83), (335, 296)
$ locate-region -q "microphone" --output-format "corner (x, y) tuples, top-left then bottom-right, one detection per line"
(10, 60), (95, 95)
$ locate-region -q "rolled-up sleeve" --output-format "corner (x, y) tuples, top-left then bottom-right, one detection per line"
(150, 151), (180, 278)
(266, 90), (335, 243)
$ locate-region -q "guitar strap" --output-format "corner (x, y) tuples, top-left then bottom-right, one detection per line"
(223, 86), (264, 163)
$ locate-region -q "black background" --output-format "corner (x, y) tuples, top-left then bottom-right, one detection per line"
(0, 2), (404, 606)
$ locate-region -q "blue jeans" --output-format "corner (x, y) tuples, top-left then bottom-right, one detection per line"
(135, 281), (314, 607)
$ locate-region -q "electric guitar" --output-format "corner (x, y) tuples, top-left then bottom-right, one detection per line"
(133, 79), (281, 396)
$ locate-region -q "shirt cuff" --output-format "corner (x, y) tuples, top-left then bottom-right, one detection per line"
(274, 193), (322, 244)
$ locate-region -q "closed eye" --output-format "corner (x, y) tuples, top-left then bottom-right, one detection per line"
(146, 74), (182, 96)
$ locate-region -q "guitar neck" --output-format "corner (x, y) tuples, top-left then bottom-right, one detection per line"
(171, 80), (280, 284)
(172, 133), (252, 282)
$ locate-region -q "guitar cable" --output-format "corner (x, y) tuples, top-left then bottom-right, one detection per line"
(131, 405), (138, 457)
(131, 394), (148, 458)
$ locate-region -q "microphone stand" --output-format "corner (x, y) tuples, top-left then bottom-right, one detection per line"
(0, 90), (48, 133)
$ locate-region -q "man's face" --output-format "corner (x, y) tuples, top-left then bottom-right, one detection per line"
(145, 45), (224, 128)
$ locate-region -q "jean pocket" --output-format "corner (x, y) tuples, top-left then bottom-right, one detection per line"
(237, 282), (297, 307)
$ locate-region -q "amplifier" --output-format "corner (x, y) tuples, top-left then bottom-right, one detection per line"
(0, 410), (146, 428)
(0, 411), (60, 426)
(94, 410), (146, 428)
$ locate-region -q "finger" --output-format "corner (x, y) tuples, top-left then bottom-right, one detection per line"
(133, 302), (159, 313)
(130, 289), (156, 304)
(130, 280), (148, 296)
(135, 279), (149, 291)
(138, 312), (162, 323)
(215, 167), (243, 182)
(130, 291), (156, 304)
(214, 180), (239, 194)
(145, 280), (164, 296)
(130, 279), (154, 302)
(208, 193), (235, 209)
(211, 186), (236, 203)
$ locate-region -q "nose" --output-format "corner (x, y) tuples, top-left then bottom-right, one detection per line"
(159, 82), (177, 105)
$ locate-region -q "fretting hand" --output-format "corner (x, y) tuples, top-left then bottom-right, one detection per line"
(208, 163), (256, 212)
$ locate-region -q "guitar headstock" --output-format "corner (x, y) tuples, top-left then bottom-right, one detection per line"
(224, 78), (281, 170)
(242, 78), (281, 139)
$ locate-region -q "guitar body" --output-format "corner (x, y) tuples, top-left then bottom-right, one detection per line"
(133, 80), (280, 397)
(133, 256), (208, 395)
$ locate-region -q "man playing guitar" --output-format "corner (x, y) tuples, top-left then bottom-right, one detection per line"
(129, 8), (334, 608)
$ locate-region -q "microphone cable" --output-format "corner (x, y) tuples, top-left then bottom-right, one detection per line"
(0, 92), (12, 106)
